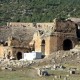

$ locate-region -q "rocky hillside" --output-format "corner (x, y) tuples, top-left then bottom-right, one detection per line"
(0, 0), (80, 25)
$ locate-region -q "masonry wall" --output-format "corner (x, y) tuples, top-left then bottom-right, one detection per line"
(0, 46), (13, 58)
(6, 19), (78, 57)
(45, 36), (50, 55)
(12, 47), (28, 59)
(55, 20), (76, 34)
(0, 45), (29, 59)
(0, 46), (4, 58)
(7, 22), (34, 27)
(34, 32), (42, 52)
(45, 32), (78, 55)
(7, 22), (56, 32)
(45, 35), (58, 55)
(36, 23), (55, 31)
(56, 33), (77, 50)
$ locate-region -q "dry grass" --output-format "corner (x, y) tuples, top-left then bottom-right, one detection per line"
(0, 66), (80, 80)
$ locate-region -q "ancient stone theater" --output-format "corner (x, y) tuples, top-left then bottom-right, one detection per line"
(0, 18), (80, 59)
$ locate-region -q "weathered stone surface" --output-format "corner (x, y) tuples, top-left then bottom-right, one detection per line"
(37, 68), (49, 76)
(69, 70), (75, 74)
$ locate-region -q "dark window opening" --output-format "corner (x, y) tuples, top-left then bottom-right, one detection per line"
(4, 42), (8, 46)
(17, 52), (22, 60)
(41, 40), (45, 46)
(63, 39), (72, 50)
(41, 40), (45, 54)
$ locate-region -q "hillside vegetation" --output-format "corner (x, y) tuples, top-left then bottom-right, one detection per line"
(0, 0), (80, 25)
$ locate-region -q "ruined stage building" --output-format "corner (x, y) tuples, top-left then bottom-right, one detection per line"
(0, 18), (80, 59)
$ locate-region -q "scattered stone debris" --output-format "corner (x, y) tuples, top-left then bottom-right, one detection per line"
(1, 66), (15, 71)
(37, 68), (49, 76)
(69, 68), (76, 74)
(69, 70), (75, 74)
(0, 59), (36, 69)
(1, 67), (6, 70)
(64, 77), (67, 80)
(54, 75), (58, 79)
(66, 74), (70, 77)
(42, 70), (49, 76)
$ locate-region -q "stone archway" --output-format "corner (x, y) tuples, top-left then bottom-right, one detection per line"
(63, 39), (72, 50)
(17, 52), (22, 60)
(41, 40), (45, 54)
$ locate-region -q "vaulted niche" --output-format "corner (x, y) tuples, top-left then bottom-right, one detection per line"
(17, 52), (22, 60)
(63, 39), (72, 50)
(41, 40), (45, 54)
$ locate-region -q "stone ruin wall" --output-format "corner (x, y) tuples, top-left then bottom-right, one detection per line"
(48, 20), (78, 55)
(7, 22), (56, 32)
(33, 19), (78, 55)
(55, 20), (76, 34)
(7, 22), (34, 27)
(0, 19), (78, 58)
(36, 23), (55, 31)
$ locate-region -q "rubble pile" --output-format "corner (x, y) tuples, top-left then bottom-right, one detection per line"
(34, 50), (80, 66)
(0, 59), (36, 70)
(0, 50), (80, 71)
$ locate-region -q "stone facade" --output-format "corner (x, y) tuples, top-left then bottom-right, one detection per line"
(0, 18), (79, 59)
(0, 36), (29, 59)
(32, 19), (78, 55)
(7, 22), (34, 27)
(7, 22), (55, 32)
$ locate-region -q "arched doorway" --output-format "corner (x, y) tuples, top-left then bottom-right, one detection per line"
(17, 52), (22, 60)
(41, 40), (45, 54)
(42, 40), (45, 45)
(63, 39), (72, 50)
